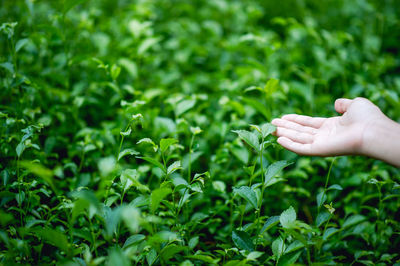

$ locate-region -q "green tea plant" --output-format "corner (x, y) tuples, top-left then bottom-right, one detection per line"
(1, 0), (400, 265)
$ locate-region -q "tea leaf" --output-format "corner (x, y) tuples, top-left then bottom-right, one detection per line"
(232, 130), (260, 152)
(232, 230), (254, 251)
(233, 186), (258, 209)
(280, 206), (296, 229)
(138, 157), (165, 172)
(150, 187), (172, 213)
(264, 161), (292, 188)
(160, 138), (178, 153)
(118, 148), (139, 161)
(271, 236), (285, 259)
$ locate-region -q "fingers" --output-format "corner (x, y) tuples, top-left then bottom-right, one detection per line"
(271, 118), (317, 135)
(277, 137), (313, 155)
(335, 98), (353, 114)
(280, 114), (325, 128)
(275, 127), (314, 144)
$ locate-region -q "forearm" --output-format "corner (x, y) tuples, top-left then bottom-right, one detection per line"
(361, 117), (400, 167)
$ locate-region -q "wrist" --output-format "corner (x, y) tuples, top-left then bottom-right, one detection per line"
(360, 116), (400, 167)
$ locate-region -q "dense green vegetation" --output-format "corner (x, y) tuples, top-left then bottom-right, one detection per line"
(1, 0), (400, 265)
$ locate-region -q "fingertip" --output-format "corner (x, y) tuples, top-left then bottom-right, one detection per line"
(281, 114), (294, 120)
(334, 98), (352, 114)
(277, 136), (291, 147)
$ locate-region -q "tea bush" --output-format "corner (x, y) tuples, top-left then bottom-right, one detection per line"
(1, 0), (400, 265)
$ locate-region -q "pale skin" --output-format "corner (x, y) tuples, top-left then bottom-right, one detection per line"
(271, 97), (400, 167)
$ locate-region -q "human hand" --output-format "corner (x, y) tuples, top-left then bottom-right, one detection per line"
(271, 97), (387, 156)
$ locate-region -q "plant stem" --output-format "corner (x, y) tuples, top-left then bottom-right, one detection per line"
(255, 139), (265, 249)
(188, 134), (194, 183)
(318, 158), (336, 215)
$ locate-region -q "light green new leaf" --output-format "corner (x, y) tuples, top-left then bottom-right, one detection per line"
(176, 99), (196, 116)
(232, 230), (254, 251)
(120, 127), (132, 137)
(137, 157), (165, 173)
(271, 236), (285, 259)
(232, 130), (260, 152)
(110, 64), (121, 81)
(260, 123), (276, 138)
(233, 186), (258, 209)
(167, 161), (182, 175)
(264, 78), (279, 94)
(120, 169), (149, 193)
(160, 138), (178, 153)
(280, 206), (296, 229)
(121, 206), (141, 232)
(150, 187), (172, 213)
(118, 148), (139, 161)
(118, 58), (138, 79)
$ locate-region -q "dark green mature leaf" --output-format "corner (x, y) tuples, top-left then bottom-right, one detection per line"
(150, 187), (172, 213)
(327, 184), (343, 191)
(233, 186), (258, 209)
(264, 161), (292, 187)
(264, 161), (292, 188)
(232, 230), (254, 251)
(160, 244), (187, 261)
(316, 212), (331, 227)
(261, 216), (280, 233)
(342, 214), (366, 228)
(186, 254), (219, 264)
(123, 234), (146, 249)
(146, 248), (157, 266)
(323, 228), (339, 240)
(20, 161), (56, 192)
(34, 227), (69, 253)
(278, 250), (302, 266)
(316, 191), (327, 208)
(232, 130), (260, 151)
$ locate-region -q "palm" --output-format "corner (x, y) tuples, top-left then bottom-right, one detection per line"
(272, 98), (385, 157)
(310, 117), (362, 155)
(272, 114), (363, 156)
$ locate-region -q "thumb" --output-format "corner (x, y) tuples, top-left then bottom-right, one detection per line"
(335, 98), (353, 114)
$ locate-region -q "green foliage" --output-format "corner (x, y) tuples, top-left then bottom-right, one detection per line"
(1, 0), (400, 265)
